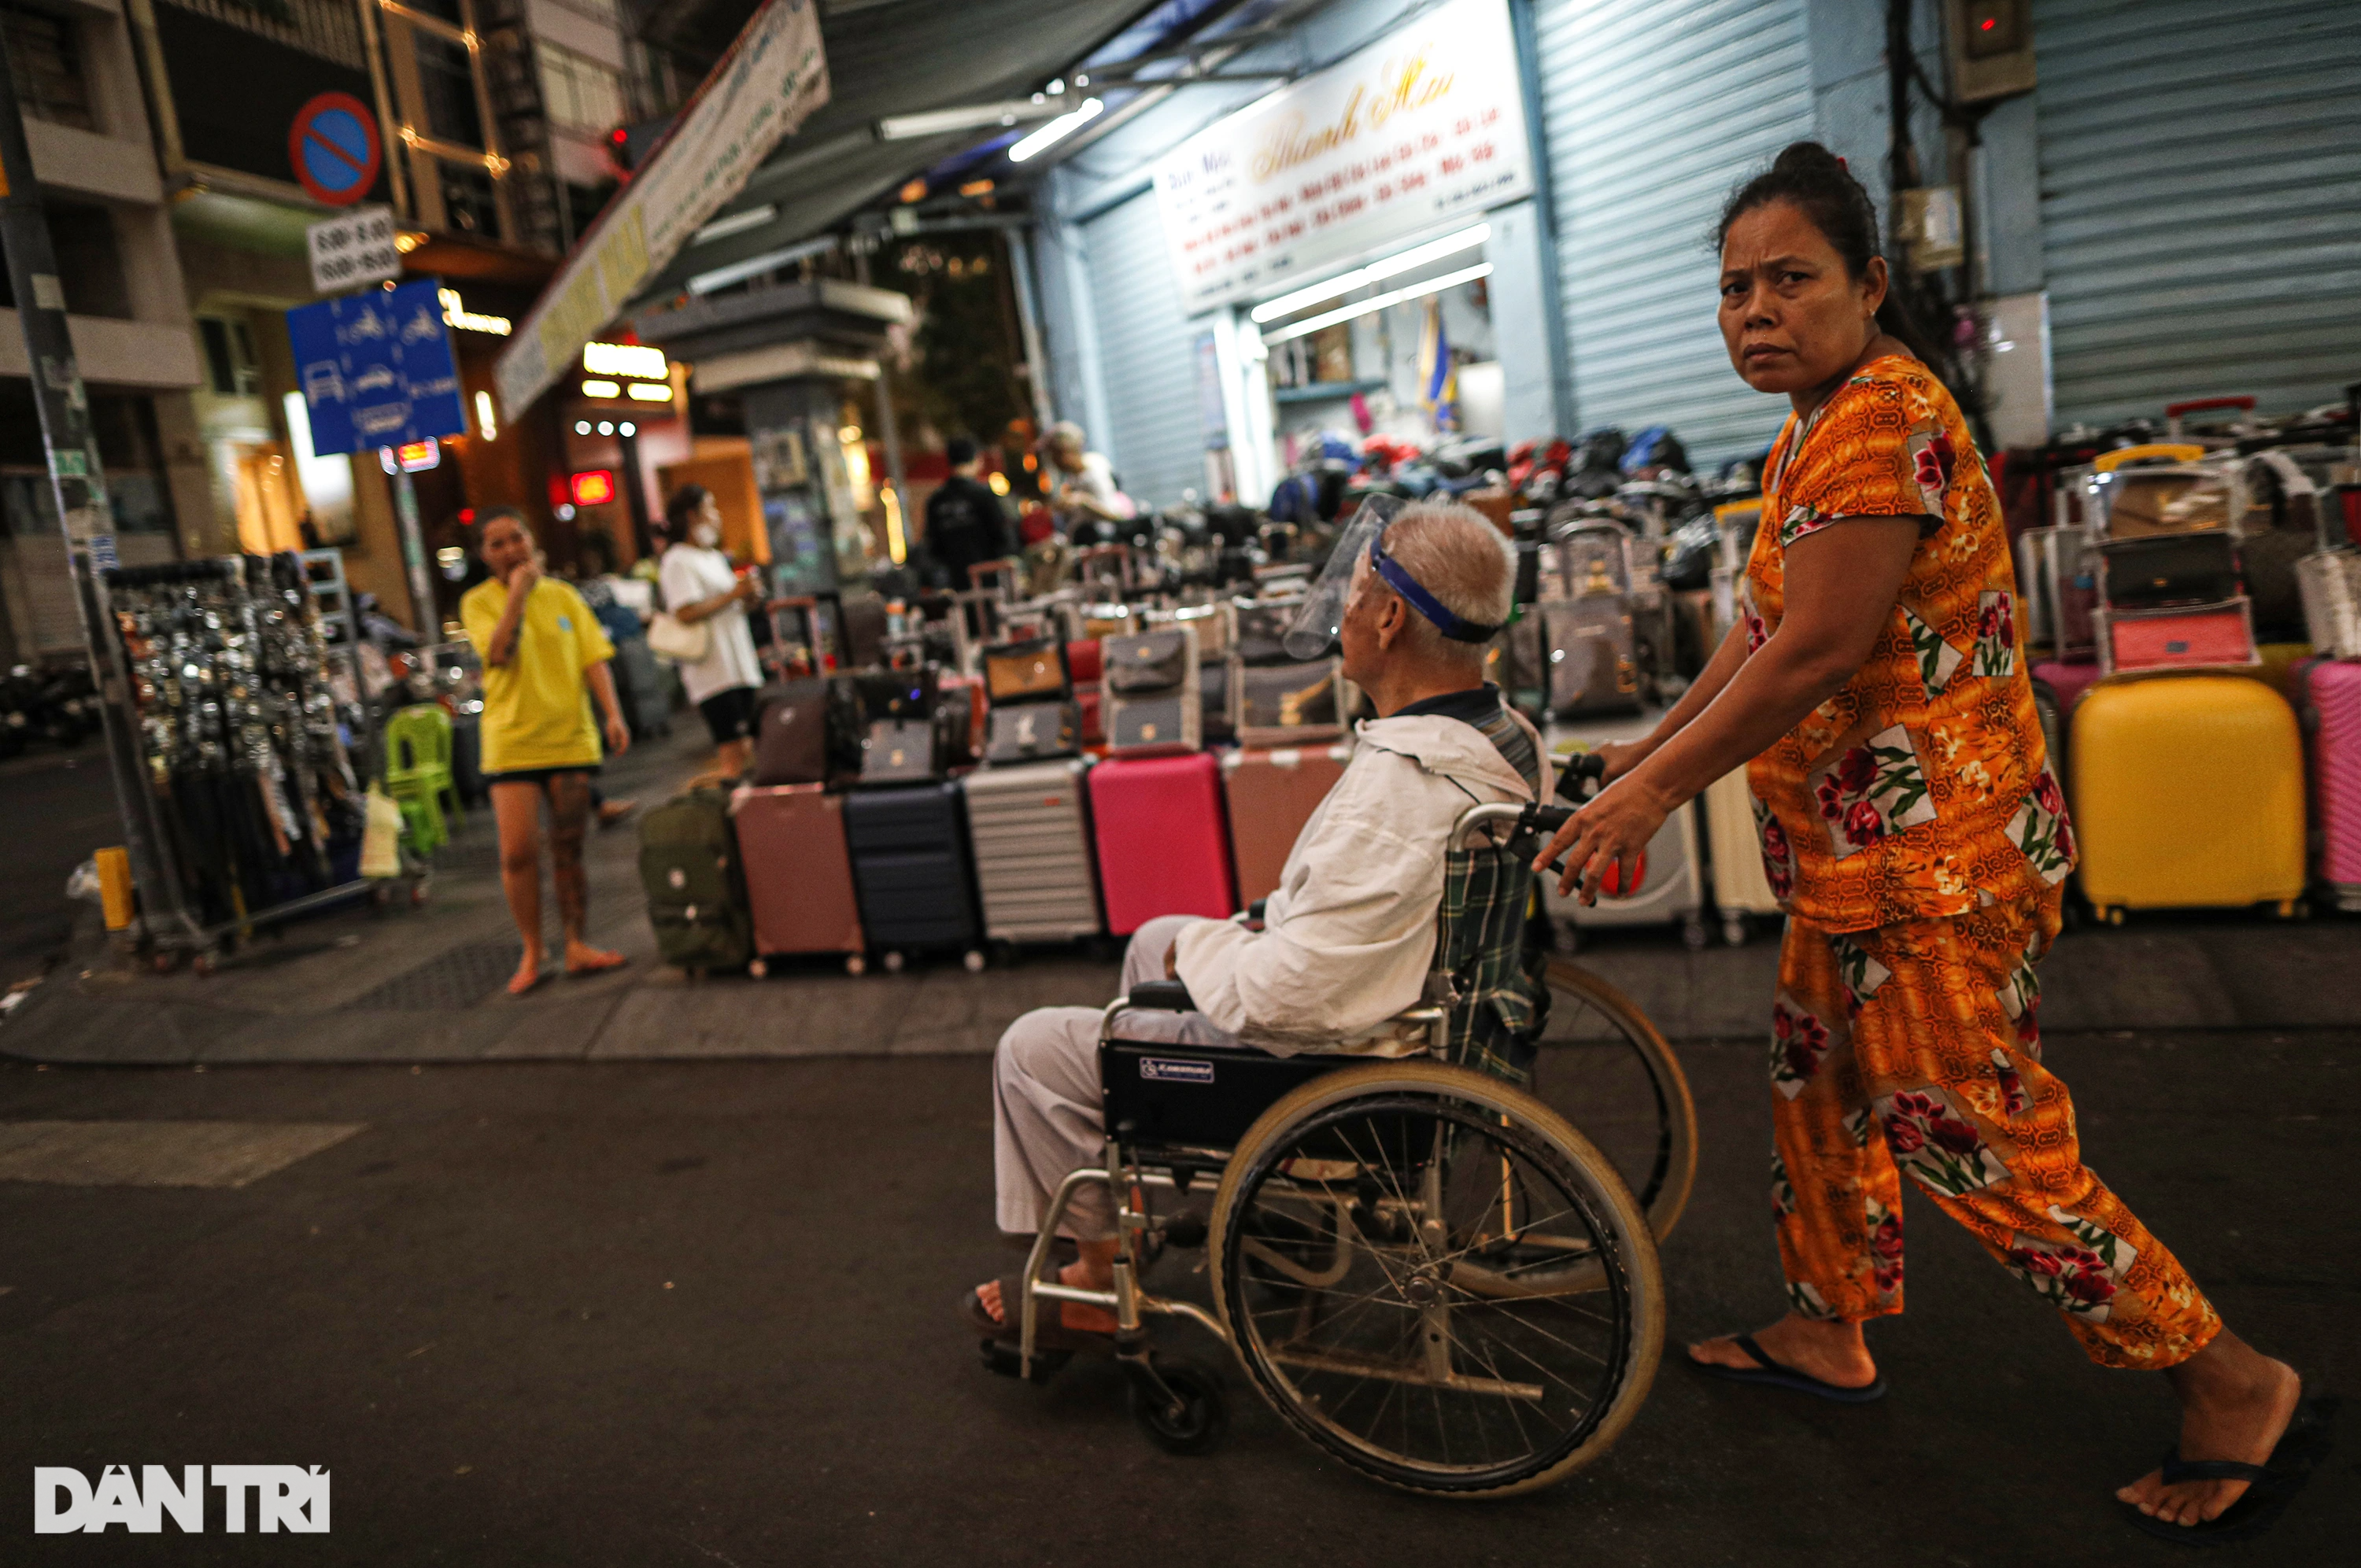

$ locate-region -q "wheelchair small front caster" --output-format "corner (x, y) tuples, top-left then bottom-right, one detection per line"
(980, 1339), (1067, 1385)
(1126, 1353), (1228, 1456)
(1722, 914), (1748, 947)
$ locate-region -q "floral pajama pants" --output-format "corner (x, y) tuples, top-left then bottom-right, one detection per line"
(1769, 888), (2221, 1369)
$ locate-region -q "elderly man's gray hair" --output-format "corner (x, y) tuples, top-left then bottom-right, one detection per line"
(1371, 501), (1517, 669)
(1046, 421), (1087, 449)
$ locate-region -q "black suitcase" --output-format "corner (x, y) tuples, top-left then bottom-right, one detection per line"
(1199, 658), (1234, 744)
(985, 701), (1081, 763)
(613, 636), (673, 739)
(842, 783), (981, 955)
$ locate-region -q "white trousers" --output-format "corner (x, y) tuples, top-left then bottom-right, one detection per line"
(992, 915), (1236, 1241)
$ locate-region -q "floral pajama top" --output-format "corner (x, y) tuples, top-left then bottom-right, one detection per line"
(1742, 354), (2075, 932)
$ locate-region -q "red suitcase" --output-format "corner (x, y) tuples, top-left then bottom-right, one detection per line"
(1087, 753), (1236, 933)
(1066, 640), (1103, 683)
(2300, 657), (2361, 912)
(1222, 744), (1350, 908)
(1075, 682), (1105, 746)
(731, 784), (867, 974)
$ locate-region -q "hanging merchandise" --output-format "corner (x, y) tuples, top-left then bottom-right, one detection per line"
(105, 554), (374, 938)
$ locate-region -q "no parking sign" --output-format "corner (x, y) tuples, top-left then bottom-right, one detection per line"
(288, 92), (382, 208)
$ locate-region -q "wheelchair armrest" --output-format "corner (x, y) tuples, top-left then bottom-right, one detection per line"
(1127, 980), (1197, 1012)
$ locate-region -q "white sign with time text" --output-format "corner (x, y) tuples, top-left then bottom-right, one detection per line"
(1151, 0), (1533, 315)
(306, 205), (401, 296)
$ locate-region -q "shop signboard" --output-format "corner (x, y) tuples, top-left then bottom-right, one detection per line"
(286, 280), (467, 457)
(493, 0), (830, 416)
(1151, 0), (1532, 314)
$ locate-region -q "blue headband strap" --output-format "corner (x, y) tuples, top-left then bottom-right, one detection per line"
(1368, 533), (1503, 644)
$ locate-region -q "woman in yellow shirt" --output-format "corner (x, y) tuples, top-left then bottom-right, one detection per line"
(462, 509), (632, 995)
(1535, 143), (2319, 1542)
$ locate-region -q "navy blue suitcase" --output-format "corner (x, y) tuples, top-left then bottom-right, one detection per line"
(841, 782), (983, 960)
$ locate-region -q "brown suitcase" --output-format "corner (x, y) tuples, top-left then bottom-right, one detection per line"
(731, 784), (866, 973)
(1221, 743), (1350, 907)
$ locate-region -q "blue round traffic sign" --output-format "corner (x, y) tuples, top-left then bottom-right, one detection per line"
(289, 92), (382, 207)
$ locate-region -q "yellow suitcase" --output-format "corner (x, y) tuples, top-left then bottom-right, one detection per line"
(2071, 674), (2306, 921)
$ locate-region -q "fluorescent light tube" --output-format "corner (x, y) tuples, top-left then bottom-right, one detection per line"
(1258, 262), (1493, 345)
(1249, 224), (1489, 323)
(1009, 98), (1103, 162)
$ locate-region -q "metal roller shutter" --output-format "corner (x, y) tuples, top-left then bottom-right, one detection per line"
(1532, 0), (1815, 467)
(1080, 193), (1206, 512)
(2035, 0), (2361, 429)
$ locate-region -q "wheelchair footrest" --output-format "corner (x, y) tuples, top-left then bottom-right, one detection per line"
(980, 1338), (1070, 1385)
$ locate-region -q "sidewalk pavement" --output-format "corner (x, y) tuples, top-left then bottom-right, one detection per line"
(5, 721), (2358, 1066)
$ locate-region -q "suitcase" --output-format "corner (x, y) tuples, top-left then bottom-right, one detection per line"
(2095, 597), (2258, 674)
(2071, 674), (2306, 921)
(1234, 598), (1308, 666)
(2097, 533), (2241, 608)
(1104, 626), (1201, 754)
(963, 758), (1103, 942)
(2042, 526), (2101, 661)
(861, 718), (942, 784)
(1065, 638), (1103, 683)
(2033, 657), (2104, 713)
(1540, 721), (1708, 948)
(1221, 743), (1351, 908)
(1701, 768), (1782, 945)
(639, 785), (752, 973)
(1087, 752), (1236, 934)
(2296, 549), (2361, 659)
(612, 636), (673, 739)
(1076, 683), (1105, 747)
(1199, 657), (1235, 744)
(752, 677), (861, 786)
(2253, 642), (2315, 701)
(1541, 598), (1642, 716)
(730, 784), (865, 973)
(2298, 657), (2361, 912)
(983, 637), (1070, 703)
(1144, 601), (1234, 662)
(1542, 522), (1635, 599)
(2092, 459), (2242, 541)
(985, 700), (1081, 763)
(841, 782), (983, 963)
(1233, 656), (1344, 746)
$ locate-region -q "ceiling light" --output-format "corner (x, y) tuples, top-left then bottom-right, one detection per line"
(1249, 224), (1490, 323)
(877, 101), (1063, 141)
(692, 205), (776, 246)
(685, 234), (840, 296)
(1047, 79), (1064, 94)
(1010, 98), (1103, 163)
(1258, 262), (1495, 345)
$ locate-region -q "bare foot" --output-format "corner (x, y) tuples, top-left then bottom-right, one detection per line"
(508, 949), (547, 996)
(596, 798), (637, 828)
(1689, 1312), (1879, 1389)
(563, 941), (627, 976)
(2117, 1338), (2301, 1529)
(975, 1260), (1119, 1337)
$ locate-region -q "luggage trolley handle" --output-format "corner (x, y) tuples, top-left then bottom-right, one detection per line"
(2164, 397), (2255, 441)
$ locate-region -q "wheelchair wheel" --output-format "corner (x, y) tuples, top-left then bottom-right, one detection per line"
(1208, 1061), (1663, 1498)
(1523, 958), (1699, 1245)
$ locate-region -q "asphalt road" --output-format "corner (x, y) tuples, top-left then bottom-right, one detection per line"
(2, 1027), (2352, 1566)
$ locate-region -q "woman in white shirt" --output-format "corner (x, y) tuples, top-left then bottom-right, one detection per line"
(656, 484), (765, 778)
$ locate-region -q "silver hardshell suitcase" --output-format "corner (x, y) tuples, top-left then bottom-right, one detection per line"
(962, 758), (1103, 943)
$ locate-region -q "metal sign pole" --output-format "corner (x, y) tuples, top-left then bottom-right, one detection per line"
(388, 458), (436, 636)
(0, 27), (187, 937)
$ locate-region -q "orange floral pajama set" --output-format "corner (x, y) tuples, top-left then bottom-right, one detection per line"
(1740, 356), (2219, 1369)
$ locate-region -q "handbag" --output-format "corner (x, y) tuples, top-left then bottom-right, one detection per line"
(648, 611), (711, 663)
(1103, 628), (1196, 693)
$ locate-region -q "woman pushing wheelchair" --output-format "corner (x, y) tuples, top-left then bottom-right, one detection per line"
(1528, 142), (2324, 1543)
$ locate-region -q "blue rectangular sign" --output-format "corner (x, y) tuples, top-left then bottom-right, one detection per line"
(286, 279), (467, 456)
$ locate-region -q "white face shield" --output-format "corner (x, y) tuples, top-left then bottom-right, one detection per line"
(1282, 494), (1402, 661)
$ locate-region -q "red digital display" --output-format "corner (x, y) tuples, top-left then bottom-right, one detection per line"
(570, 470), (617, 506)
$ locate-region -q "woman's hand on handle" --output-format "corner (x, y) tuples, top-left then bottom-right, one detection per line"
(1593, 738), (1655, 787)
(1535, 777), (1672, 904)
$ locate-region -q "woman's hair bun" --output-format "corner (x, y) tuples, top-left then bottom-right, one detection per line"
(1768, 141), (1847, 179)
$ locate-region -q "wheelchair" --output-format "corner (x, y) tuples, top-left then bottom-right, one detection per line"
(983, 762), (1700, 1498)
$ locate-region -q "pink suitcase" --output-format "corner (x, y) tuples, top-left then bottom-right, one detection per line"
(2300, 658), (2361, 912)
(1087, 753), (1236, 934)
(2033, 658), (2104, 711)
(731, 784), (867, 973)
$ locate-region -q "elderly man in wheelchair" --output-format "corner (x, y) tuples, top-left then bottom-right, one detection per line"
(964, 501), (1671, 1494)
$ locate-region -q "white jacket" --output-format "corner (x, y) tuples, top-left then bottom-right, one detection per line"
(1173, 712), (1539, 1053)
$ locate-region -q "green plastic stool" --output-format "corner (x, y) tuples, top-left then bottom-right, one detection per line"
(384, 703), (459, 853)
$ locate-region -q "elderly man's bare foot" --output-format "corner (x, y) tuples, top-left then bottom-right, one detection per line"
(1689, 1312), (1879, 1389)
(2116, 1337), (2300, 1529)
(975, 1260), (1118, 1337)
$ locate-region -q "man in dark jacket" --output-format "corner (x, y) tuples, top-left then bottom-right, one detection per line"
(923, 438), (1015, 588)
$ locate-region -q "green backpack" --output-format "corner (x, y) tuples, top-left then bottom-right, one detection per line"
(637, 785), (752, 973)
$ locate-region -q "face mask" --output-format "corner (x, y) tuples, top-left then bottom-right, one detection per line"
(691, 523), (722, 548)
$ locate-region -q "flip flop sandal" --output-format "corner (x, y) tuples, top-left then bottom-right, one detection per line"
(962, 1272), (1116, 1354)
(1689, 1333), (1889, 1404)
(2119, 1391), (2338, 1547)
